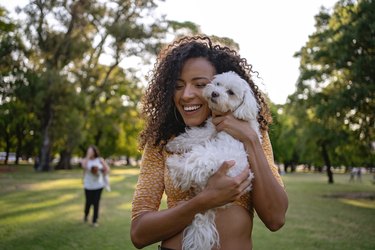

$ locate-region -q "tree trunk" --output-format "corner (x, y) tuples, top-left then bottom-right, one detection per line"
(321, 143), (334, 184)
(15, 125), (23, 165)
(38, 100), (53, 171)
(39, 130), (52, 171)
(4, 133), (11, 165)
(55, 150), (72, 169)
(94, 129), (102, 147)
(291, 163), (296, 172)
(284, 162), (290, 173)
(344, 165), (350, 173)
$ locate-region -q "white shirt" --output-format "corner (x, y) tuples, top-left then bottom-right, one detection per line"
(83, 158), (105, 190)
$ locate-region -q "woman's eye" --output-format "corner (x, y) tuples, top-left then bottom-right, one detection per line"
(196, 83), (208, 88)
(227, 89), (234, 95)
(175, 84), (184, 90)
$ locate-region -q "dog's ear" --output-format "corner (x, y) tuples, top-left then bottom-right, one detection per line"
(233, 86), (259, 121)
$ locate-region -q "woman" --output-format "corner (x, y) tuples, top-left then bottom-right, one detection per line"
(81, 145), (110, 227)
(131, 35), (288, 249)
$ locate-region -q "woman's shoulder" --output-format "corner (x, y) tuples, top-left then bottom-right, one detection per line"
(144, 142), (166, 156)
(141, 143), (166, 170)
(89, 157), (102, 164)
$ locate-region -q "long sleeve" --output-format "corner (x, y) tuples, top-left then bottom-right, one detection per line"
(261, 131), (284, 187)
(131, 144), (166, 220)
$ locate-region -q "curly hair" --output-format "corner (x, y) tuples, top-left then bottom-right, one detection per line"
(139, 35), (272, 150)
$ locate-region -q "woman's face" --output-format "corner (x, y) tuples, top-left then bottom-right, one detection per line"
(174, 57), (215, 127)
(86, 147), (95, 159)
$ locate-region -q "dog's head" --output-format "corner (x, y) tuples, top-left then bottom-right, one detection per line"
(202, 71), (259, 121)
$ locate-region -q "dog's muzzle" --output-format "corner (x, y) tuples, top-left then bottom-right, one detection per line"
(211, 91), (219, 98)
(210, 91), (219, 104)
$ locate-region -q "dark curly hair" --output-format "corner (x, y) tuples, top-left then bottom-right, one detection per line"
(139, 35), (272, 150)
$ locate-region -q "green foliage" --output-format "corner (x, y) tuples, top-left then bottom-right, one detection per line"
(0, 0), (201, 168)
(0, 7), (36, 164)
(271, 0), (375, 177)
(269, 103), (300, 170)
(210, 35), (240, 50)
(168, 20), (199, 32)
(296, 0), (374, 148)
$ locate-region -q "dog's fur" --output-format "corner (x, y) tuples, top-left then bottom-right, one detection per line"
(166, 71), (262, 250)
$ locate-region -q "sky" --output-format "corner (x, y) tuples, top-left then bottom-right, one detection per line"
(2, 0), (338, 104)
(158, 0), (338, 104)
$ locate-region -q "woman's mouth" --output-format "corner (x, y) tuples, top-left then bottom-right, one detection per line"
(183, 105), (202, 112)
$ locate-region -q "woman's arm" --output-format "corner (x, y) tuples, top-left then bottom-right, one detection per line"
(81, 158), (89, 170)
(100, 158), (110, 173)
(131, 160), (251, 249)
(244, 134), (288, 231)
(212, 113), (288, 231)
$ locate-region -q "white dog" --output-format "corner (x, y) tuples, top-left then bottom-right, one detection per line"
(166, 71), (262, 250)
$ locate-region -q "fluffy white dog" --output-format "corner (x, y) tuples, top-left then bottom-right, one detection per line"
(166, 71), (262, 250)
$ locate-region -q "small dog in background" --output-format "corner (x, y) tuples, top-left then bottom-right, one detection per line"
(166, 71), (262, 250)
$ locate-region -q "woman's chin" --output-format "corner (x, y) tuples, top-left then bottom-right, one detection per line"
(183, 118), (206, 127)
(179, 108), (210, 127)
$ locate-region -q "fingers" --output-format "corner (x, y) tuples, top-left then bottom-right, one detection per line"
(212, 111), (232, 126)
(235, 167), (250, 182)
(237, 177), (252, 198)
(212, 110), (229, 118)
(218, 160), (236, 174)
(234, 168), (252, 199)
(211, 115), (223, 127)
(208, 161), (252, 205)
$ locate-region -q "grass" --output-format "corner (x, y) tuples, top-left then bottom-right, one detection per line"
(0, 165), (374, 250)
(252, 173), (375, 250)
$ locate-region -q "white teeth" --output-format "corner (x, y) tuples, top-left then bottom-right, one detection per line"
(183, 105), (201, 111)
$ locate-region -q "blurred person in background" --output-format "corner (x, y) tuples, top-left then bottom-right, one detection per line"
(81, 145), (110, 227)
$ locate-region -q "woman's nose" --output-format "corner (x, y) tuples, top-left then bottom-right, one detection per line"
(181, 85), (195, 99)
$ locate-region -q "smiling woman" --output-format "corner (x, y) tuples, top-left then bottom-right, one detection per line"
(173, 57), (213, 127)
(131, 35), (288, 250)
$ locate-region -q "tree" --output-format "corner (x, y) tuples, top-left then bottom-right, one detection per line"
(292, 0), (375, 182)
(17, 0), (172, 170)
(2, 1), (238, 170)
(269, 103), (300, 173)
(0, 6), (33, 165)
(0, 0), (204, 170)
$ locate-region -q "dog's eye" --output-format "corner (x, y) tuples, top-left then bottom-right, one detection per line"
(227, 89), (235, 95)
(216, 82), (220, 86)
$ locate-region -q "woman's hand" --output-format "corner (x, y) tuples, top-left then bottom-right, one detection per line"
(100, 158), (110, 174)
(199, 161), (252, 209)
(212, 111), (259, 144)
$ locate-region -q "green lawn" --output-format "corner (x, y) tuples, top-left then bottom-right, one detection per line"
(0, 165), (374, 250)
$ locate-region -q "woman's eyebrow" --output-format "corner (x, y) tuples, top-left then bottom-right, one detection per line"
(191, 77), (210, 81)
(177, 76), (210, 82)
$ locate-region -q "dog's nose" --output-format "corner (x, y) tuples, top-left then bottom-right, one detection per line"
(211, 91), (219, 98)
